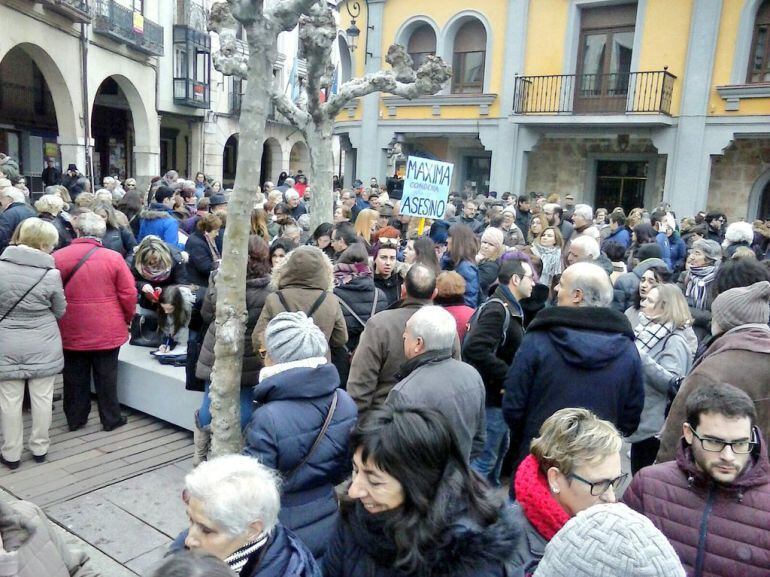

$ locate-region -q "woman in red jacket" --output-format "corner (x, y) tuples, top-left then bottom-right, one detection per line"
(54, 212), (136, 432)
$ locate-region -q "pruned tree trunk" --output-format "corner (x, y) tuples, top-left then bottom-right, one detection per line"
(207, 0), (316, 456)
(270, 3), (452, 230)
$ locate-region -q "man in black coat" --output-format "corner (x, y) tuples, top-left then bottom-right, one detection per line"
(0, 184), (35, 255)
(502, 262), (644, 480)
(463, 256), (533, 486)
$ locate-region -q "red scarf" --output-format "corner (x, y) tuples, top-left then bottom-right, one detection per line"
(514, 454), (571, 541)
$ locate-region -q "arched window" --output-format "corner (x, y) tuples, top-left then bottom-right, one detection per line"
(407, 24), (436, 70)
(452, 20), (486, 94)
(748, 0), (770, 83)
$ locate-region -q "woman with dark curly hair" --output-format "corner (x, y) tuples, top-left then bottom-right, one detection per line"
(323, 405), (520, 577)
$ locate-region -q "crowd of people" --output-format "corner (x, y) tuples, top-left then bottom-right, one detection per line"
(0, 150), (768, 577)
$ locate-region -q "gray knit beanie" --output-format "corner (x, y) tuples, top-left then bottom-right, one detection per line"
(534, 504), (685, 577)
(712, 280), (770, 333)
(264, 311), (328, 363)
(692, 238), (722, 263)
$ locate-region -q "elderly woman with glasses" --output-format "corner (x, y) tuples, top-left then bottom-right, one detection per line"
(508, 408), (625, 575)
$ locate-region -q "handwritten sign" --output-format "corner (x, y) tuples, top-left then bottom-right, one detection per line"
(399, 157), (454, 220)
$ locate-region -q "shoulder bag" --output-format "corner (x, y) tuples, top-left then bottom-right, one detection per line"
(283, 391), (339, 481)
(0, 268), (51, 324)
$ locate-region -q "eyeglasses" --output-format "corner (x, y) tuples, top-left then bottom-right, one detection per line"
(569, 472), (628, 496)
(685, 424), (756, 454)
(379, 238), (400, 247)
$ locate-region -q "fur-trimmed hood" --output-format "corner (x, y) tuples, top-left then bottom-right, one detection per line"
(0, 501), (35, 552)
(270, 245), (335, 291)
(139, 203), (174, 220)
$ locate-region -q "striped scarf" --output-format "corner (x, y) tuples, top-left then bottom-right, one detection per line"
(684, 265), (717, 310)
(224, 532), (268, 574)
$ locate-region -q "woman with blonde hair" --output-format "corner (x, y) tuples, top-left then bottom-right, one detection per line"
(249, 208), (270, 241)
(0, 218), (65, 468)
(531, 226), (563, 287)
(93, 202), (136, 256)
(508, 408), (624, 574)
(35, 193), (74, 249)
(127, 235), (188, 308)
(353, 208), (379, 252)
(476, 227), (506, 298)
(628, 283), (696, 472)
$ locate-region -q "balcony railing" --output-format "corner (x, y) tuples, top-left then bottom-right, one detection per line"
(229, 79), (242, 116)
(513, 70), (676, 115)
(38, 0), (92, 22)
(93, 0), (164, 56)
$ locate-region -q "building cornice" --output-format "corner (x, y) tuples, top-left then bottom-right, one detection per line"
(716, 84), (770, 111)
(381, 93), (497, 117)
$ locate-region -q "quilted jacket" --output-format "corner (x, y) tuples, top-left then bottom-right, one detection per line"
(624, 435), (770, 577)
(243, 361), (357, 560)
(0, 500), (98, 577)
(0, 245), (66, 379)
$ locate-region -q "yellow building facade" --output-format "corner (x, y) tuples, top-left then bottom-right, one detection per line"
(336, 0), (770, 221)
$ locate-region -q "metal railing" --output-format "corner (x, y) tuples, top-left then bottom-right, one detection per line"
(93, 0), (164, 56)
(513, 69), (676, 115)
(229, 78), (242, 116)
(38, 0), (92, 22)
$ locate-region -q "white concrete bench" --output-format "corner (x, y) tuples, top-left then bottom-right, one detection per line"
(117, 344), (203, 432)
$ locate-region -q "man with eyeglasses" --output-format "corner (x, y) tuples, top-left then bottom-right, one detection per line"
(624, 383), (770, 577)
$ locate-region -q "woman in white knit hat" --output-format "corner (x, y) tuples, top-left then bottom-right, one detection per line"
(243, 311), (357, 561)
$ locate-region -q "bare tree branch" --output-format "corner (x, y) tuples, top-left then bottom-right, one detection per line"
(271, 86), (312, 130)
(269, 0), (323, 32)
(209, 2), (250, 78)
(324, 45), (452, 118)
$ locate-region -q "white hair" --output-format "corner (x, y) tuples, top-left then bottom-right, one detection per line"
(75, 211), (107, 238)
(285, 189), (300, 201)
(573, 204), (593, 221)
(565, 262), (613, 307)
(406, 305), (457, 352)
(103, 176), (115, 185)
(502, 207), (517, 218)
(185, 455), (281, 537)
(724, 221), (754, 245)
(284, 177), (295, 187)
(571, 235), (600, 259)
(542, 202), (560, 213)
(34, 194), (65, 215)
(2, 187), (25, 204)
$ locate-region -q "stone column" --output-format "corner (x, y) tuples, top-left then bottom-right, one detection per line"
(133, 146), (160, 196)
(665, 0), (723, 217)
(356, 0), (387, 182)
(57, 136), (88, 177)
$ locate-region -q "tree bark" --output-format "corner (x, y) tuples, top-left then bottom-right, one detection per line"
(306, 121), (334, 229)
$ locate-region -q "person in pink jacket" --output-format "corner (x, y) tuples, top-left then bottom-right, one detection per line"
(54, 212), (136, 432)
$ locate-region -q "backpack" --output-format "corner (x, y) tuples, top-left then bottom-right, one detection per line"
(463, 298), (511, 353)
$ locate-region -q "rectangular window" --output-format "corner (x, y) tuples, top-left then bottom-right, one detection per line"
(452, 51), (485, 94)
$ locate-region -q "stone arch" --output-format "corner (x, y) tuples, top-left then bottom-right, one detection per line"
(223, 133), (239, 187)
(0, 42), (80, 149)
(748, 167), (770, 220)
(395, 15), (441, 49)
(439, 11), (494, 93)
(90, 74), (153, 152)
(261, 137), (283, 184)
(337, 33), (353, 84)
(289, 140), (310, 175)
(731, 0), (769, 84)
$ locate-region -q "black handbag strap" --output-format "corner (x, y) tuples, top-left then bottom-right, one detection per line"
(284, 391), (338, 481)
(276, 290), (327, 318)
(0, 268), (50, 324)
(62, 246), (100, 289)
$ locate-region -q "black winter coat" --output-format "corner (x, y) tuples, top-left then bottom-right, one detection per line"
(462, 285), (525, 407)
(0, 202), (36, 254)
(243, 363), (357, 560)
(185, 230), (219, 287)
(101, 225), (137, 257)
(334, 277), (388, 352)
(196, 276), (270, 387)
(502, 306), (644, 471)
(373, 272), (403, 307)
(323, 499), (520, 577)
(38, 212), (74, 250)
(126, 244), (188, 308)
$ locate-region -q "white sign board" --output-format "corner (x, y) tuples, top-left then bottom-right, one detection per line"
(399, 157), (454, 220)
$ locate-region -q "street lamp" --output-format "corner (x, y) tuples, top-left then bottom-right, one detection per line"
(344, 1), (361, 53)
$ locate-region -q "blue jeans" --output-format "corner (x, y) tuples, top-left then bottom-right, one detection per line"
(471, 407), (510, 487)
(198, 381), (254, 431)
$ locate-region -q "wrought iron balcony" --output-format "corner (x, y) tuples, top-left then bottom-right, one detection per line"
(93, 0), (164, 57)
(38, 0), (92, 22)
(513, 70), (676, 115)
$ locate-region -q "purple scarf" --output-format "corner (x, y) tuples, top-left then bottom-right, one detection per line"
(333, 262), (372, 286)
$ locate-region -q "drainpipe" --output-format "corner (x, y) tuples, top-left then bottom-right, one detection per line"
(80, 20), (94, 188)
